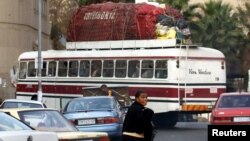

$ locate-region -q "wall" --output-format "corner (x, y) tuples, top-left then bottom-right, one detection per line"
(0, 0), (51, 100)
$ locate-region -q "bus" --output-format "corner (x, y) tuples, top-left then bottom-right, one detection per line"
(15, 39), (226, 127)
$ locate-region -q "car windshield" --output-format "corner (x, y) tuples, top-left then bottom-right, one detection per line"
(66, 97), (114, 112)
(2, 102), (43, 108)
(18, 110), (77, 132)
(218, 95), (250, 108)
(0, 112), (32, 131)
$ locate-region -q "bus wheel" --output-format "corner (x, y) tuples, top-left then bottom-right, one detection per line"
(152, 111), (178, 129)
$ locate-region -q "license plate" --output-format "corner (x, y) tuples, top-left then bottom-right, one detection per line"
(233, 117), (250, 122)
(77, 119), (96, 125)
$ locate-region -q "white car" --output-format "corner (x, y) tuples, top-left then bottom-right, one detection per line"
(0, 112), (58, 141)
(0, 131), (58, 141)
(0, 99), (46, 108)
(0, 108), (110, 141)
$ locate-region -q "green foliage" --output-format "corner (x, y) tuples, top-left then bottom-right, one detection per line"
(184, 0), (248, 78)
(78, 0), (88, 6)
(236, 2), (250, 44)
(49, 0), (79, 49)
(78, 0), (101, 6)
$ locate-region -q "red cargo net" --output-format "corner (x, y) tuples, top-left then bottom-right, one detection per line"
(67, 2), (165, 41)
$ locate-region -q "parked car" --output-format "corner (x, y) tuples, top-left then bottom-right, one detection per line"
(63, 96), (127, 141)
(0, 108), (110, 141)
(210, 92), (250, 125)
(0, 112), (58, 141)
(0, 99), (46, 108)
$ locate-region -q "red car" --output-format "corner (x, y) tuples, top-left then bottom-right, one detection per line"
(210, 92), (250, 125)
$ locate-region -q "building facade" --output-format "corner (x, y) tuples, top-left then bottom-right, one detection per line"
(0, 0), (51, 100)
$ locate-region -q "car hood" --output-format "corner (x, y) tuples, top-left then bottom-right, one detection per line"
(0, 130), (58, 141)
(212, 108), (250, 117)
(57, 131), (108, 140)
(64, 110), (117, 119)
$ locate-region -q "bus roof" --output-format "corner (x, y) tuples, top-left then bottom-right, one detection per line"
(66, 39), (195, 50)
(18, 46), (224, 60)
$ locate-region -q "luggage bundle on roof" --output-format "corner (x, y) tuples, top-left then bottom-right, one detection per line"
(67, 2), (191, 44)
(155, 5), (191, 44)
(67, 2), (163, 41)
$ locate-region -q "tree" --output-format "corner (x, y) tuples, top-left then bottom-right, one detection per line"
(49, 0), (79, 49)
(183, 0), (248, 91)
(237, 3), (250, 34)
(236, 2), (250, 89)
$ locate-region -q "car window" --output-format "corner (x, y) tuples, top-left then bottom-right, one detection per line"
(2, 102), (18, 108)
(2, 102), (43, 108)
(0, 112), (32, 131)
(218, 95), (250, 108)
(18, 110), (77, 132)
(66, 98), (114, 112)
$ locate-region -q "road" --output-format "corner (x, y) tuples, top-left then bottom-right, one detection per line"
(154, 122), (209, 141)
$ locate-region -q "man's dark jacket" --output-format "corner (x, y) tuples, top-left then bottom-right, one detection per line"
(122, 101), (145, 134)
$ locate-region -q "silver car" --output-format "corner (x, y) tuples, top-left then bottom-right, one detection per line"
(63, 96), (128, 141)
(0, 112), (58, 141)
(0, 99), (46, 108)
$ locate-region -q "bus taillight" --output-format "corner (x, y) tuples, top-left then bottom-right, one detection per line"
(221, 61), (224, 69)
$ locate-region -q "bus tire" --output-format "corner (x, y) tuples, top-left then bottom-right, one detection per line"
(152, 111), (178, 129)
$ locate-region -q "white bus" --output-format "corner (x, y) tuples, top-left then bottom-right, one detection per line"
(15, 39), (226, 127)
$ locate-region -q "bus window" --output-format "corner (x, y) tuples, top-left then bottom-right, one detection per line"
(27, 62), (36, 77)
(19, 62), (27, 79)
(58, 61), (68, 77)
(79, 60), (90, 77)
(103, 60), (114, 77)
(155, 60), (168, 78)
(41, 62), (47, 77)
(115, 60), (127, 78)
(128, 60), (140, 78)
(69, 61), (78, 77)
(48, 61), (56, 77)
(141, 60), (154, 78)
(91, 60), (102, 77)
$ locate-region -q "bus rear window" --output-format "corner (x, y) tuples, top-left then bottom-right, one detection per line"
(155, 60), (168, 79)
(69, 61), (78, 77)
(141, 60), (154, 78)
(48, 61), (56, 77)
(58, 61), (68, 77)
(79, 60), (90, 77)
(103, 60), (114, 77)
(115, 60), (127, 78)
(19, 62), (27, 79)
(27, 62), (36, 77)
(91, 60), (102, 77)
(128, 60), (140, 78)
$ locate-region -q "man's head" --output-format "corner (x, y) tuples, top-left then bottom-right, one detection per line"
(100, 84), (109, 93)
(31, 94), (38, 101)
(135, 90), (148, 106)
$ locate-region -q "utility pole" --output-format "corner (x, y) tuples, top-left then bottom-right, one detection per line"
(37, 0), (43, 102)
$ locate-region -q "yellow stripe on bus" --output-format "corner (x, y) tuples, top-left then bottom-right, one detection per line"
(182, 105), (208, 111)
